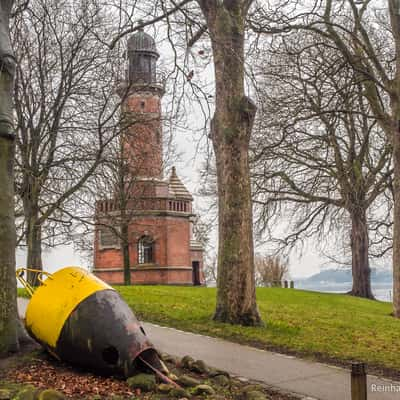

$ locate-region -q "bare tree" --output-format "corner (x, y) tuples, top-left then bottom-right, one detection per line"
(255, 254), (289, 287)
(11, 0), (124, 284)
(252, 32), (391, 299)
(250, 0), (400, 314)
(194, 0), (262, 326)
(0, 0), (18, 355)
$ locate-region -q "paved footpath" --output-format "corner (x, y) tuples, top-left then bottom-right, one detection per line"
(18, 298), (400, 400)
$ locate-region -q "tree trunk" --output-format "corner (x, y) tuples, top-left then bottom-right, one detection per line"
(200, 2), (262, 326)
(0, 0), (18, 356)
(121, 224), (131, 285)
(392, 114), (400, 316)
(26, 212), (43, 286)
(349, 208), (374, 299)
(0, 139), (18, 356)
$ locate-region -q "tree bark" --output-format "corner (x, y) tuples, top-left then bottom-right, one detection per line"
(121, 223), (131, 285)
(349, 208), (374, 299)
(0, 138), (18, 356)
(389, 0), (400, 318)
(392, 115), (400, 316)
(199, 1), (262, 326)
(26, 212), (43, 286)
(0, 0), (18, 356)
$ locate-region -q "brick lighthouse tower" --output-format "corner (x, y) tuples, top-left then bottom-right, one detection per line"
(122, 26), (164, 180)
(93, 27), (204, 285)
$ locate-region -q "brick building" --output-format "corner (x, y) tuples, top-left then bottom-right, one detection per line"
(92, 28), (204, 285)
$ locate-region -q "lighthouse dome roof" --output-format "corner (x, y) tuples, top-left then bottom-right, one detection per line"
(127, 27), (159, 56)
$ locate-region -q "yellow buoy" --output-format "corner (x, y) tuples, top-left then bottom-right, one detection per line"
(17, 267), (162, 377)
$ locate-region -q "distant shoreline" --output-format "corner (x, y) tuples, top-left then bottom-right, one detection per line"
(296, 282), (393, 302)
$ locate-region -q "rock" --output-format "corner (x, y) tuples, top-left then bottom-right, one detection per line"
(177, 375), (201, 388)
(161, 353), (179, 364)
(157, 383), (174, 393)
(169, 387), (191, 398)
(212, 374), (230, 386)
(241, 384), (265, 393)
(181, 355), (195, 369)
(190, 359), (208, 374)
(10, 385), (39, 400)
(208, 369), (230, 378)
(38, 389), (66, 400)
(11, 386), (38, 400)
(0, 389), (11, 400)
(209, 396), (226, 400)
(244, 390), (269, 400)
(192, 384), (215, 396)
(127, 373), (156, 392)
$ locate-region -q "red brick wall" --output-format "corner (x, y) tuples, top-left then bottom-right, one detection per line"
(94, 214), (197, 285)
(132, 268), (192, 284)
(166, 216), (191, 267)
(95, 269), (125, 284)
(95, 268), (193, 285)
(128, 216), (168, 266)
(122, 92), (163, 179)
(93, 226), (123, 268)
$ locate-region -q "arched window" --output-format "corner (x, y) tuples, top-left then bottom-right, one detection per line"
(138, 236), (154, 264)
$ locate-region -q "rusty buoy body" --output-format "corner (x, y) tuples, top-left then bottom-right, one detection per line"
(17, 267), (162, 377)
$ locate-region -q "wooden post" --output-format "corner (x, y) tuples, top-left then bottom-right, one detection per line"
(351, 362), (367, 400)
(290, 280), (294, 289)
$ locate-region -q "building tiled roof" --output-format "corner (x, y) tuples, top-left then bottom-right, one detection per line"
(168, 166), (193, 200)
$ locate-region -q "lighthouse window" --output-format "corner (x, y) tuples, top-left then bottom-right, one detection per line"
(138, 236), (154, 264)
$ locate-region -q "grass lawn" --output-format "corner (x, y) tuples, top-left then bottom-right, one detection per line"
(18, 285), (400, 375)
(115, 286), (399, 375)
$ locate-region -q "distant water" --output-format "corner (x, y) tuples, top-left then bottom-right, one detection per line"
(296, 282), (393, 302)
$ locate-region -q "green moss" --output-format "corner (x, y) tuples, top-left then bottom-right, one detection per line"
(177, 375), (201, 388)
(115, 286), (400, 372)
(13, 387), (38, 400)
(0, 382), (37, 400)
(126, 373), (156, 392)
(37, 389), (65, 400)
(169, 387), (190, 398)
(244, 391), (268, 400)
